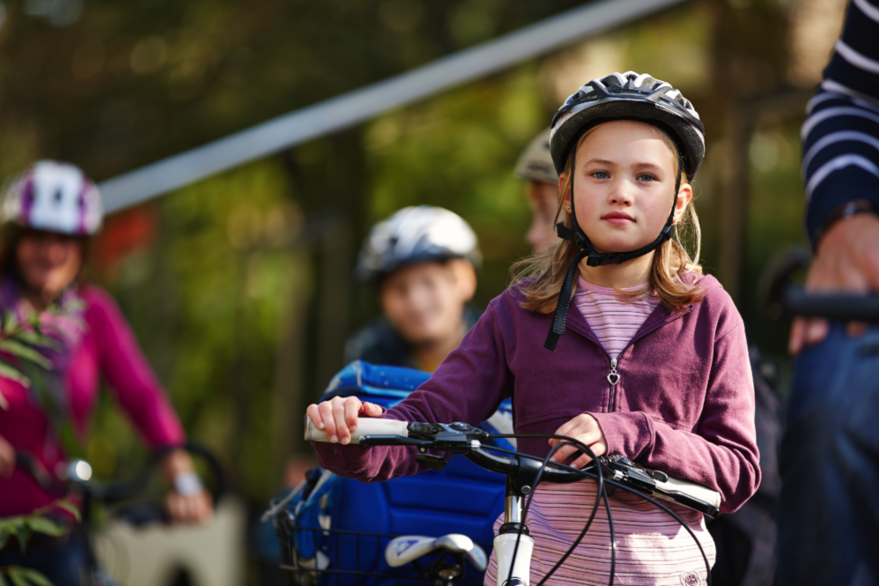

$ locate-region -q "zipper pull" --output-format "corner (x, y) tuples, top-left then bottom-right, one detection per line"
(607, 358), (620, 386)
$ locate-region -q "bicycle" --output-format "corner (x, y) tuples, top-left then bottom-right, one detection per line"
(297, 417), (721, 586)
(11, 444), (225, 586)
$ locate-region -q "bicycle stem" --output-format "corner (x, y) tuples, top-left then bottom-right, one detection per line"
(505, 490), (524, 525)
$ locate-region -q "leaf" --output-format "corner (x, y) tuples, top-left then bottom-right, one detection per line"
(0, 341), (50, 370)
(0, 362), (30, 388)
(0, 569), (9, 586)
(53, 501), (81, 522)
(0, 532), (8, 550)
(12, 569), (51, 586)
(10, 331), (61, 351)
(0, 518), (21, 536)
(13, 525), (30, 555)
(7, 567), (30, 586)
(3, 312), (17, 335)
(24, 517), (67, 537)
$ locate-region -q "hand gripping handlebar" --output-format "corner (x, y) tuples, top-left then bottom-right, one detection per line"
(304, 417), (410, 444)
(304, 417), (721, 517)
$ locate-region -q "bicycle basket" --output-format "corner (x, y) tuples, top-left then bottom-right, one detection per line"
(273, 517), (490, 586)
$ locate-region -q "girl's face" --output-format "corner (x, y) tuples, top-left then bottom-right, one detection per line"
(15, 230), (84, 302)
(560, 120), (692, 255)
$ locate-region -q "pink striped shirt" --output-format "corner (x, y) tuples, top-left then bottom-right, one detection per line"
(572, 277), (661, 359)
(483, 279), (715, 585)
(485, 483), (716, 586)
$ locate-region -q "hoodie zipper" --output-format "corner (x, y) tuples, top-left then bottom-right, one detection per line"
(604, 306), (692, 412)
(607, 358), (620, 387)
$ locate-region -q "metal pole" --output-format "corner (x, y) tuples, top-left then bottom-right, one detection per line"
(99, 0), (687, 212)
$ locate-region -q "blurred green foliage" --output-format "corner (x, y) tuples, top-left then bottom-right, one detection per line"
(0, 500), (79, 586)
(0, 0), (813, 509)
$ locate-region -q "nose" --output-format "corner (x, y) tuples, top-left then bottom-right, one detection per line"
(46, 240), (70, 264)
(607, 178), (633, 206)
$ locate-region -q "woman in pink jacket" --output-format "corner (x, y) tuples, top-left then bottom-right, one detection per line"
(308, 72), (759, 585)
(0, 161), (211, 585)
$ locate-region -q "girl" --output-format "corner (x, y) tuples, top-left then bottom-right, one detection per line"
(307, 72), (759, 585)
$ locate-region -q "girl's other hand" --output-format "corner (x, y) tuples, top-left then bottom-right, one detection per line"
(0, 434), (14, 478)
(306, 397), (383, 445)
(549, 414), (608, 469)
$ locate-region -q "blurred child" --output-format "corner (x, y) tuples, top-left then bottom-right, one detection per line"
(515, 129), (561, 254)
(345, 206), (481, 373)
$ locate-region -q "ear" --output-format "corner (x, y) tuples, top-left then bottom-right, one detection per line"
(558, 173), (570, 211)
(448, 259), (477, 302)
(672, 183), (693, 224)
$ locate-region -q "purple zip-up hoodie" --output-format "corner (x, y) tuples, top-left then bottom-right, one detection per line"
(312, 274), (759, 514)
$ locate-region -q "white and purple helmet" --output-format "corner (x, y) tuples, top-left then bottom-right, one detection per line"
(1, 161), (103, 236)
(356, 206), (481, 283)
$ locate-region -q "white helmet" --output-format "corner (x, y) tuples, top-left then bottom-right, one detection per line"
(1, 161), (103, 236)
(356, 206), (481, 283)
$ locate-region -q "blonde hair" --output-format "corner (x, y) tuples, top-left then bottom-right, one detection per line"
(512, 122), (704, 313)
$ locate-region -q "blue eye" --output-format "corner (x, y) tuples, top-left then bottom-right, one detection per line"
(637, 174), (656, 182)
(592, 171), (609, 179)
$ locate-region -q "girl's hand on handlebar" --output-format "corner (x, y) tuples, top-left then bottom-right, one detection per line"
(306, 396), (383, 445)
(549, 414), (607, 469)
(0, 434), (14, 478)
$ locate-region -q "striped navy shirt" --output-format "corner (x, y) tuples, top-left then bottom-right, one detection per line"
(803, 0), (879, 246)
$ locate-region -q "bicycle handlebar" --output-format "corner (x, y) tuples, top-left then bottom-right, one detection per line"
(14, 451), (65, 495)
(762, 247), (879, 321)
(304, 417), (409, 444)
(306, 417), (583, 484)
(14, 443), (226, 506)
(305, 417), (721, 515)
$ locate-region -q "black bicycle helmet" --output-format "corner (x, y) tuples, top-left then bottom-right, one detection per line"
(544, 71), (705, 351)
(356, 206), (481, 283)
(550, 71), (704, 180)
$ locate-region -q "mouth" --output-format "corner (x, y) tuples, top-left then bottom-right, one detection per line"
(601, 212), (635, 224)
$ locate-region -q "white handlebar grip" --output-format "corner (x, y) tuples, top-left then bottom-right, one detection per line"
(304, 417), (410, 444)
(655, 476), (722, 509)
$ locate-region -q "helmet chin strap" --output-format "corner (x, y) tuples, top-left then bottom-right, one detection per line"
(544, 144), (683, 351)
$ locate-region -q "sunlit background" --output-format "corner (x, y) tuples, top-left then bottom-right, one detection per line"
(0, 0), (849, 582)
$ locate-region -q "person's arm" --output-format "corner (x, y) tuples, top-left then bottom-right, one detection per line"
(791, 0), (879, 353)
(587, 318), (760, 514)
(309, 298), (514, 482)
(86, 288), (211, 522)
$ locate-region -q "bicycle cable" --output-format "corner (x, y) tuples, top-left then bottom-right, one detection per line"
(487, 437), (614, 586)
(486, 434), (711, 586)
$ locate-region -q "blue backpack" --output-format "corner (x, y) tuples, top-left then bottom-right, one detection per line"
(276, 361), (512, 585)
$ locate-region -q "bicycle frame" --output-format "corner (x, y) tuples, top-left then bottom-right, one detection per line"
(464, 446), (581, 586)
(494, 481), (534, 586)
